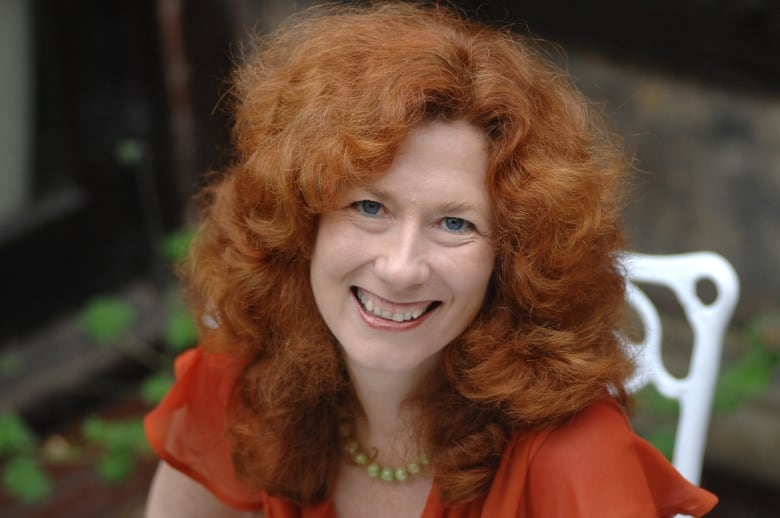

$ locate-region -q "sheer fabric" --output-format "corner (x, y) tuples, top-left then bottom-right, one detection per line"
(145, 347), (717, 517)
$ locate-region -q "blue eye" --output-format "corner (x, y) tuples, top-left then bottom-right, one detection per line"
(353, 200), (382, 216)
(443, 217), (470, 232)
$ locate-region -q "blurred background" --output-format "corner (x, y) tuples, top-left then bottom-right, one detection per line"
(0, 0), (778, 516)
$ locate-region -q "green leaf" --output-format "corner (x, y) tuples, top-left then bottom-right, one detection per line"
(80, 297), (136, 343)
(140, 373), (175, 404)
(635, 386), (679, 418)
(714, 345), (778, 412)
(165, 306), (198, 351)
(96, 449), (135, 483)
(161, 228), (195, 264)
(2, 455), (53, 503)
(644, 425), (676, 461)
(0, 412), (37, 455)
(82, 416), (108, 443)
(82, 417), (148, 453)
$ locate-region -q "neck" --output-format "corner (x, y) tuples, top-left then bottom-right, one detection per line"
(344, 355), (439, 461)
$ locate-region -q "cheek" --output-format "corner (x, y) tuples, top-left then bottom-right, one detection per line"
(310, 217), (364, 290)
(311, 217), (342, 270)
(469, 245), (497, 283)
(310, 228), (336, 299)
(449, 247), (496, 301)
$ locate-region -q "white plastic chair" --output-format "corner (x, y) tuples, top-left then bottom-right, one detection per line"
(620, 251), (740, 487)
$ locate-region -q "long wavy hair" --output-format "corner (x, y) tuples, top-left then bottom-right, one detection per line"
(183, 1), (634, 507)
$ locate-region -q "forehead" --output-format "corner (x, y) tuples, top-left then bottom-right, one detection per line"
(395, 119), (488, 163)
(370, 120), (491, 200)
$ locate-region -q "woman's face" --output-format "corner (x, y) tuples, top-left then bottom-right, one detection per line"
(310, 120), (495, 378)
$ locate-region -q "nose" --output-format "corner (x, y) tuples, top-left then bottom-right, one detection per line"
(373, 224), (430, 289)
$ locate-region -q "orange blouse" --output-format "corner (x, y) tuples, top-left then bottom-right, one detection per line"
(145, 347), (717, 517)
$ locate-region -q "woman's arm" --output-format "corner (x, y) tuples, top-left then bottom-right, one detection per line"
(145, 461), (258, 518)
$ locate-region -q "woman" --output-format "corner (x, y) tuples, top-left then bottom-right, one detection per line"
(145, 3), (718, 517)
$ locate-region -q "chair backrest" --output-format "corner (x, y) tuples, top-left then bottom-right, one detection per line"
(620, 251), (740, 486)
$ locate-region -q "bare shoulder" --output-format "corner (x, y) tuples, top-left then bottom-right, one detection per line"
(145, 461), (254, 518)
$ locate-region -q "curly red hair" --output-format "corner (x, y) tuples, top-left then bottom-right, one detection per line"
(184, 2), (634, 506)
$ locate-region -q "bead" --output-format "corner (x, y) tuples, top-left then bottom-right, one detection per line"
(380, 467), (394, 482)
(341, 422), (428, 483)
(366, 462), (380, 478)
(344, 439), (359, 455)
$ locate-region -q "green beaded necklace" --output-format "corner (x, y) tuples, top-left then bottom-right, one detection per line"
(339, 423), (429, 482)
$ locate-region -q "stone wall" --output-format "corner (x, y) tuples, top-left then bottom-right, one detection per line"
(567, 53), (780, 320)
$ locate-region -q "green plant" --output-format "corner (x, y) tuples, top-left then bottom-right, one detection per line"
(637, 312), (780, 459)
(714, 315), (779, 412)
(80, 297), (137, 344)
(0, 412), (52, 503)
(634, 385), (678, 459)
(2, 456), (53, 504)
(82, 417), (150, 483)
(75, 229), (197, 485)
(0, 229), (197, 504)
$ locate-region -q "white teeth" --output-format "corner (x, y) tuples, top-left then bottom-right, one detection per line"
(356, 289), (430, 322)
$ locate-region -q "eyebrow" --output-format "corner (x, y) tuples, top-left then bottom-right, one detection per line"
(437, 200), (484, 215)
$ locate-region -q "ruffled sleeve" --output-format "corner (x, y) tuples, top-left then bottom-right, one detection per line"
(144, 345), (265, 512)
(481, 399), (717, 517)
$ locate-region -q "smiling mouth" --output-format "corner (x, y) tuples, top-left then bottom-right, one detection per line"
(352, 287), (439, 323)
